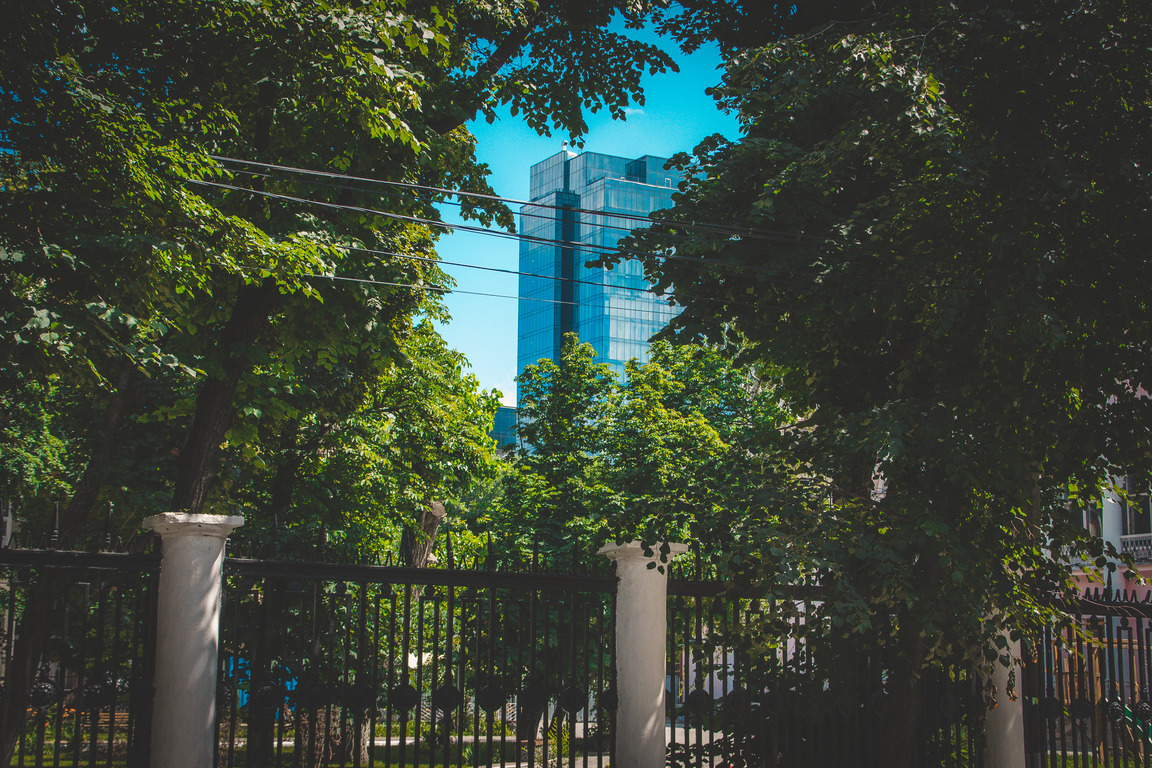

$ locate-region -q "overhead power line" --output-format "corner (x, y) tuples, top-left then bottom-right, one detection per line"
(319, 274), (581, 308)
(185, 166), (970, 296)
(345, 243), (672, 299)
(294, 269), (867, 331)
(224, 164), (734, 249)
(185, 177), (852, 287)
(209, 154), (812, 244)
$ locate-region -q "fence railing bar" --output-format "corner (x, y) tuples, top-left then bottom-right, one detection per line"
(1077, 598), (1152, 619)
(0, 550), (160, 571)
(667, 578), (824, 600)
(223, 558), (617, 592)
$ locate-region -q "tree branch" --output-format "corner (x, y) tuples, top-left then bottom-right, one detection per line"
(428, 5), (547, 135)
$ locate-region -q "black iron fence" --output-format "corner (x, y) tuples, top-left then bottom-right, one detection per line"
(0, 537), (618, 768)
(0, 548), (158, 767)
(665, 565), (985, 768)
(1022, 586), (1152, 767)
(1, 532), (993, 768)
(215, 552), (617, 768)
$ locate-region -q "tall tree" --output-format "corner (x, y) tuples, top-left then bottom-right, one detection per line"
(1, 0), (678, 755)
(1, 0), (678, 526)
(472, 336), (792, 745)
(609, 0), (1152, 761)
(492, 334), (791, 568)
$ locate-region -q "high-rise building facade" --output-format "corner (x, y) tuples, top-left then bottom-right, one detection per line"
(490, 404), (519, 452)
(517, 150), (683, 397)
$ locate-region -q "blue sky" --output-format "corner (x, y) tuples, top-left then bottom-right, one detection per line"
(433, 30), (740, 405)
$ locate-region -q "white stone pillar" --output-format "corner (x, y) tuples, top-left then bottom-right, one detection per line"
(143, 512), (243, 768)
(1102, 482), (1123, 559)
(600, 541), (687, 768)
(984, 635), (1025, 768)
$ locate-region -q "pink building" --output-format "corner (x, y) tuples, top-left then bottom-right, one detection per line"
(1071, 475), (1152, 600)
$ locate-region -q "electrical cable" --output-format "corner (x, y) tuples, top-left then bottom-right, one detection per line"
(318, 273), (582, 308)
(209, 154), (815, 243)
(186, 177), (891, 290)
(345, 243), (675, 299)
(294, 269), (881, 333)
(214, 166), (851, 295)
(336, 242), (787, 317)
(201, 160), (981, 296)
(223, 164), (746, 250)
(185, 165), (980, 301)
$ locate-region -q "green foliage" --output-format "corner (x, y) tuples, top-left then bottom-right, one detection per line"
(480, 334), (793, 567)
(231, 322), (502, 560)
(2, 0), (500, 532)
(0, 0), (681, 545)
(609, 0), (1152, 679)
(0, 374), (78, 524)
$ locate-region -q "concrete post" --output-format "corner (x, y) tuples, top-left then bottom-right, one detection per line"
(599, 541), (687, 768)
(143, 512), (243, 768)
(984, 634), (1025, 768)
(1102, 481), (1123, 559)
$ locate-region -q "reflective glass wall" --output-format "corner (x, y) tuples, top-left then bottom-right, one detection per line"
(517, 150), (682, 401)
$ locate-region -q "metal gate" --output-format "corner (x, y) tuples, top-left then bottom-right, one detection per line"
(3, 537), (989, 768)
(1022, 587), (1152, 767)
(0, 539), (617, 768)
(665, 570), (985, 768)
(0, 548), (159, 766)
(214, 554), (617, 768)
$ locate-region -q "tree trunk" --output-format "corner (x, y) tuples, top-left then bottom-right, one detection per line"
(246, 581), (287, 767)
(0, 363), (134, 764)
(266, 419), (340, 522)
(878, 628), (926, 768)
(297, 707), (336, 768)
(880, 663), (922, 768)
(60, 361), (134, 545)
(399, 501), (447, 569)
(0, 574), (65, 764)
(170, 278), (278, 515)
(516, 701), (546, 759)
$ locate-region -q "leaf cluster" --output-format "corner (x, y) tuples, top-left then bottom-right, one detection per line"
(615, 0), (1152, 668)
(471, 335), (795, 569)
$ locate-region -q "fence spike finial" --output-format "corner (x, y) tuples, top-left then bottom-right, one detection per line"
(485, 532), (496, 571)
(102, 502), (114, 551)
(445, 522), (454, 569)
(50, 502), (60, 549)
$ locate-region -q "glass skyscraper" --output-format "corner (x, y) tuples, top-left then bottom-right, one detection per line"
(517, 150), (683, 398)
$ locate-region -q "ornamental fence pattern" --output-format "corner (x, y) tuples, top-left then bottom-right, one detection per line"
(1, 524), (987, 768)
(663, 568), (984, 768)
(215, 553), (617, 768)
(0, 550), (157, 766)
(1022, 586), (1152, 767)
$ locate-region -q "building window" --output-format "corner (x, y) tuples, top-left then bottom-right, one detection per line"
(1123, 475), (1152, 536)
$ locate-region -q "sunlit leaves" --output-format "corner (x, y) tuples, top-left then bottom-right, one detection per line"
(493, 336), (794, 566)
(622, 0), (1152, 673)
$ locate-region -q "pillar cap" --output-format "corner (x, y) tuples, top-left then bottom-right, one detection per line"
(598, 540), (688, 562)
(142, 513), (244, 538)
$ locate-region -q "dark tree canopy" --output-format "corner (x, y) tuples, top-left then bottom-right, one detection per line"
(0, 0), (682, 527)
(606, 3), (1152, 747)
(0, 1), (687, 757)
